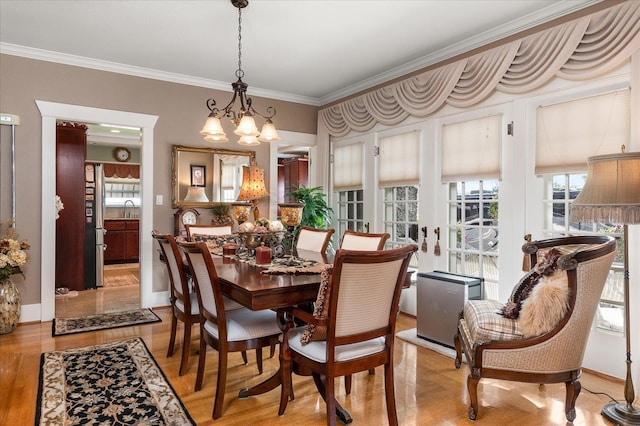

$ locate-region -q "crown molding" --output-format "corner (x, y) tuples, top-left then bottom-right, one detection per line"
(0, 42), (321, 106)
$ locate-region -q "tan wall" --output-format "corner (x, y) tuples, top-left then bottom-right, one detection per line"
(0, 53), (318, 305)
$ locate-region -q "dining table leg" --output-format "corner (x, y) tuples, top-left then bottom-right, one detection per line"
(312, 372), (353, 424)
(238, 365), (353, 424)
(238, 370), (282, 398)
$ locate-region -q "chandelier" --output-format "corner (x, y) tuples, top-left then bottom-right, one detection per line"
(200, 0), (279, 146)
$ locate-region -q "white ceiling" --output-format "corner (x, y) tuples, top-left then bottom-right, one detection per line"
(0, 0), (600, 106)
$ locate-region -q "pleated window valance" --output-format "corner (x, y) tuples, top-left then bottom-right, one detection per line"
(441, 114), (502, 182)
(379, 131), (420, 187)
(535, 88), (630, 175)
(319, 1), (640, 138)
(103, 163), (140, 179)
(333, 143), (364, 191)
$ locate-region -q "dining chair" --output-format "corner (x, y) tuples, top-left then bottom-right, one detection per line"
(340, 229), (389, 250)
(186, 223), (233, 241)
(152, 231), (201, 376)
(295, 226), (335, 253)
(153, 231), (249, 374)
(339, 229), (390, 392)
(179, 241), (282, 419)
(277, 244), (417, 426)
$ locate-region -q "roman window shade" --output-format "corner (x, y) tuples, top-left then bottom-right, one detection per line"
(441, 114), (502, 182)
(333, 142), (364, 191)
(535, 88), (630, 175)
(378, 131), (420, 187)
(221, 163), (234, 189)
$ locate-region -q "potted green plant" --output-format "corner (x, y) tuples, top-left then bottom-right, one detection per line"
(211, 203), (232, 225)
(287, 185), (333, 230)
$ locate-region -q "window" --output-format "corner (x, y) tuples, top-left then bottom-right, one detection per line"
(335, 189), (364, 236)
(543, 173), (624, 333)
(446, 180), (499, 299)
(333, 142), (365, 237)
(104, 178), (140, 206)
(441, 114), (502, 300)
(383, 186), (419, 268)
(379, 131), (420, 266)
(535, 88), (630, 334)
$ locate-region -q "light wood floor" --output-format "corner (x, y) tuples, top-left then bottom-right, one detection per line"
(0, 304), (624, 425)
(54, 264), (140, 318)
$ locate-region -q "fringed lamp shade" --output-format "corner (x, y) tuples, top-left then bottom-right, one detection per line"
(236, 166), (268, 202)
(570, 152), (640, 224)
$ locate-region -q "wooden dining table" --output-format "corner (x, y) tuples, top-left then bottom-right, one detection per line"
(212, 249), (329, 311)
(206, 248), (353, 424)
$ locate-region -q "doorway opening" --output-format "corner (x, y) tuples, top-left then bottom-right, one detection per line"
(37, 100), (158, 322)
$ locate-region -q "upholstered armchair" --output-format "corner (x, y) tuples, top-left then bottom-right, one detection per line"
(454, 235), (616, 422)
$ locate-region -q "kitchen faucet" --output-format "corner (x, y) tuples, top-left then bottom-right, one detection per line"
(123, 199), (135, 218)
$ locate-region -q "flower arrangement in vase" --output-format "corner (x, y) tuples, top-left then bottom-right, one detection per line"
(0, 222), (30, 334)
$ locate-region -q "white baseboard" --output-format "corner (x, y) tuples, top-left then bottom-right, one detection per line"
(20, 303), (42, 323)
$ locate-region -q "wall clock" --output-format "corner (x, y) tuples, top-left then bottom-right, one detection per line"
(174, 207), (199, 237)
(114, 147), (131, 162)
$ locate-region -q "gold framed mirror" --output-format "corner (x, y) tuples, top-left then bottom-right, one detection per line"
(171, 145), (256, 208)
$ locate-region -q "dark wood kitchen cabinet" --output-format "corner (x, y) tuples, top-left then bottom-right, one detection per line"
(104, 219), (139, 264)
(55, 123), (87, 291)
(280, 157), (308, 202)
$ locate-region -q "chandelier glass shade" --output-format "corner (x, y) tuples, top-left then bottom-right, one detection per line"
(200, 0), (280, 145)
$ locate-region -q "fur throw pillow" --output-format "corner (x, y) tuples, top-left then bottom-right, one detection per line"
(518, 270), (570, 338)
(499, 248), (563, 319)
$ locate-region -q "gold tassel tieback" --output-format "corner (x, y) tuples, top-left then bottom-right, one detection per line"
(522, 233), (532, 272)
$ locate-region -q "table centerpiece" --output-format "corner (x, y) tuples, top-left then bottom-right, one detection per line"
(237, 218), (285, 258)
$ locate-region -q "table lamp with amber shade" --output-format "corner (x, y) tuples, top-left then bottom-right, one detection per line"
(570, 148), (640, 425)
(236, 165), (269, 221)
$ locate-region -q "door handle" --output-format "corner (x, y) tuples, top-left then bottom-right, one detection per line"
(364, 222), (370, 233)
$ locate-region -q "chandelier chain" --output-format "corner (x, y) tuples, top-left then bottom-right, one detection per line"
(236, 7), (243, 79)
(200, 0), (279, 145)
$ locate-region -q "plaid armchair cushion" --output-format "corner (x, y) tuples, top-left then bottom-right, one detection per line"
(464, 300), (524, 343)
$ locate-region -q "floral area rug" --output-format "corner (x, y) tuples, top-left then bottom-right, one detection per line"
(36, 337), (195, 425)
(52, 308), (161, 337)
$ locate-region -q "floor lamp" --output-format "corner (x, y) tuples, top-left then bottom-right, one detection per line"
(570, 149), (640, 425)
